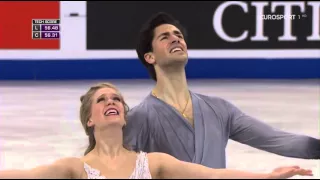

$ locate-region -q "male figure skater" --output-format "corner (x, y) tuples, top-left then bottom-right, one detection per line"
(123, 12), (320, 168)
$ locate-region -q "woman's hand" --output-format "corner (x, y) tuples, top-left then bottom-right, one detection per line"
(268, 166), (313, 179)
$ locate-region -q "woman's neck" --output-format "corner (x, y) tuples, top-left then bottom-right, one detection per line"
(93, 126), (125, 158)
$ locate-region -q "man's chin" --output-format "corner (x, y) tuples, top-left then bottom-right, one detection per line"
(170, 53), (188, 61)
(163, 58), (188, 68)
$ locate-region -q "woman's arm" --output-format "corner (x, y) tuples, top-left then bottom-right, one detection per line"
(0, 157), (78, 179)
(151, 153), (313, 179)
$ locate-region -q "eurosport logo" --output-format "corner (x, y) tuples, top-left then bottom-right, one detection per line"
(261, 14), (308, 20)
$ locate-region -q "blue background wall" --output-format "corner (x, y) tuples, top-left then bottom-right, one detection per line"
(0, 58), (319, 80)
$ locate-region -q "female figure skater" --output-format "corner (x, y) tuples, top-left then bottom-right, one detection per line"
(0, 83), (313, 179)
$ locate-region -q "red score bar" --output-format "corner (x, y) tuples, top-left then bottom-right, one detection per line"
(0, 1), (60, 49)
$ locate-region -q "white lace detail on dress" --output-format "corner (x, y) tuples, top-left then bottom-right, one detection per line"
(84, 151), (152, 179)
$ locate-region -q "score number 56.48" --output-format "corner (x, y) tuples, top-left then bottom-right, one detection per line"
(44, 25), (59, 31)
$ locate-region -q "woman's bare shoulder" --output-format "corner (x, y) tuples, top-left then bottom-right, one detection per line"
(54, 157), (84, 166)
(52, 157), (86, 178)
(145, 152), (177, 169)
(145, 152), (181, 179)
(146, 152), (175, 161)
(56, 157), (82, 163)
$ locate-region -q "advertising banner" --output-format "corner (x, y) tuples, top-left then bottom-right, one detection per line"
(87, 1), (320, 50)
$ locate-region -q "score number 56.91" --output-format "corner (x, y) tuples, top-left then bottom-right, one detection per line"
(43, 32), (59, 38)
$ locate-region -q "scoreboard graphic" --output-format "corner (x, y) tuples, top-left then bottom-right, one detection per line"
(0, 1), (60, 49)
(32, 19), (60, 39)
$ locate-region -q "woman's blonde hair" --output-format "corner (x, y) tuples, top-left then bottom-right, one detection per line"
(79, 82), (130, 155)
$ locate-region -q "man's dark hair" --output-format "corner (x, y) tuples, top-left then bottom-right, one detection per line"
(136, 12), (187, 81)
